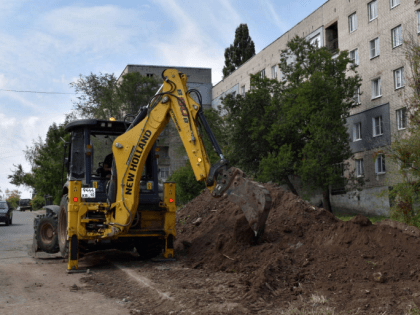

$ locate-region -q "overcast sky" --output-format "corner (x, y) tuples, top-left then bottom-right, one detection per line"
(0, 0), (326, 198)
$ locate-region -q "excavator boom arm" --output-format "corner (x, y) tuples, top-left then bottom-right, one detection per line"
(105, 69), (271, 237)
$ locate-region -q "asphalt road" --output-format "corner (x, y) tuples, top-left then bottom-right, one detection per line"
(0, 210), (35, 261)
(0, 209), (130, 315)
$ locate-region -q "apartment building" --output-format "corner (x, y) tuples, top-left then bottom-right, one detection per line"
(212, 0), (419, 215)
(118, 65), (212, 181)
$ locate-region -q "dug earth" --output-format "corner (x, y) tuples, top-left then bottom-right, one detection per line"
(3, 184), (420, 314)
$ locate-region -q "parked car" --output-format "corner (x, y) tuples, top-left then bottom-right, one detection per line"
(0, 201), (13, 225)
(19, 199), (32, 211)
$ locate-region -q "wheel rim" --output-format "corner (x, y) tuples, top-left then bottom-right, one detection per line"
(40, 223), (54, 244)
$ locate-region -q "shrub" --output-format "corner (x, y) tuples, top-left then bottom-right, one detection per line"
(31, 195), (45, 210)
(168, 162), (205, 205)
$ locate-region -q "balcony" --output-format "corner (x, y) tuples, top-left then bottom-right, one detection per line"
(325, 22), (338, 54)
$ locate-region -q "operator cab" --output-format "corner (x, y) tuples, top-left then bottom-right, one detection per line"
(64, 119), (162, 205)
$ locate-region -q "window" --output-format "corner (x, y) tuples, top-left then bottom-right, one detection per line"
(396, 108), (407, 130)
(260, 69), (265, 79)
(372, 116), (383, 136)
(392, 25), (402, 48)
(349, 13), (357, 33)
(371, 78), (381, 99)
(394, 67), (405, 89)
(417, 11), (420, 33)
(390, 0), (400, 9)
(159, 167), (169, 179)
(241, 85), (245, 96)
(354, 87), (361, 104)
(271, 65), (277, 79)
(368, 1), (377, 21)
(370, 38), (380, 58)
(353, 122), (362, 141)
(349, 48), (359, 65)
(355, 159), (364, 177)
(375, 154), (386, 174)
(146, 73), (154, 77)
(310, 34), (321, 48)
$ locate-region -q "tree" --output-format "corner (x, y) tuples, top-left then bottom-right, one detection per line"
(5, 189), (21, 209)
(222, 24), (256, 78)
(9, 122), (70, 205)
(264, 36), (361, 211)
(223, 36), (361, 212)
(385, 36), (420, 226)
(70, 72), (160, 120)
(221, 76), (296, 186)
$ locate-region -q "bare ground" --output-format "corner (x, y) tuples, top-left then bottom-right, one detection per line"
(5, 184), (420, 314)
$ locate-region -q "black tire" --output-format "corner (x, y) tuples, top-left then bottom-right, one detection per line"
(9, 216), (12, 225)
(35, 215), (59, 253)
(58, 195), (69, 258)
(5, 216), (9, 226)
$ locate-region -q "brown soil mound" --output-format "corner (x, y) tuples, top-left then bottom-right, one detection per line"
(175, 183), (420, 314)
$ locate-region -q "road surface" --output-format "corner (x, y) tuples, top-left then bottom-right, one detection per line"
(0, 210), (130, 315)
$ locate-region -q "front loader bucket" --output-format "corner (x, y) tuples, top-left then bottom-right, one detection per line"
(213, 167), (272, 238)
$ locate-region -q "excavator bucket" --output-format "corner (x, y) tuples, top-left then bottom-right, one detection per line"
(213, 167), (272, 238)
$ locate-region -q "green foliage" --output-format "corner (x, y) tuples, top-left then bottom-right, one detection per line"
(9, 122), (70, 205)
(223, 36), (361, 210)
(223, 24), (256, 78)
(70, 72), (160, 120)
(168, 108), (227, 204)
(223, 75), (281, 177)
(31, 195), (45, 210)
(199, 108), (228, 164)
(5, 189), (21, 209)
(385, 38), (420, 228)
(168, 161), (205, 205)
(272, 36), (361, 193)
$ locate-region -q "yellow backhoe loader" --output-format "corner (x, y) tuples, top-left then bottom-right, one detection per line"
(33, 69), (271, 271)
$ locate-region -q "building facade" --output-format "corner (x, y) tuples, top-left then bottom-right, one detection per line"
(119, 65), (212, 182)
(212, 0), (418, 215)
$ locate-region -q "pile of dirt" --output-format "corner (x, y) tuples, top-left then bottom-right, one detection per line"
(175, 183), (420, 314)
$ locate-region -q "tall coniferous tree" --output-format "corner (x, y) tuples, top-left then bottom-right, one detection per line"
(223, 24), (256, 78)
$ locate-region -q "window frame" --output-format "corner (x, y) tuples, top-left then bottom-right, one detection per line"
(370, 37), (380, 59)
(159, 166), (170, 179)
(310, 34), (321, 48)
(390, 0), (400, 9)
(353, 122), (362, 141)
(372, 115), (383, 137)
(241, 85), (245, 96)
(371, 77), (381, 99)
(391, 25), (403, 48)
(349, 12), (357, 33)
(349, 48), (359, 65)
(394, 67), (405, 89)
(271, 65), (277, 79)
(375, 154), (386, 174)
(417, 11), (420, 34)
(260, 69), (265, 79)
(368, 0), (378, 22)
(354, 87), (361, 104)
(355, 159), (364, 177)
(396, 107), (407, 130)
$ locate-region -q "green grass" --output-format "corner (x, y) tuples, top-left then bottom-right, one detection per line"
(333, 211), (388, 224)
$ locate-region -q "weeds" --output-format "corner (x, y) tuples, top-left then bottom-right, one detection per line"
(406, 304), (420, 315)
